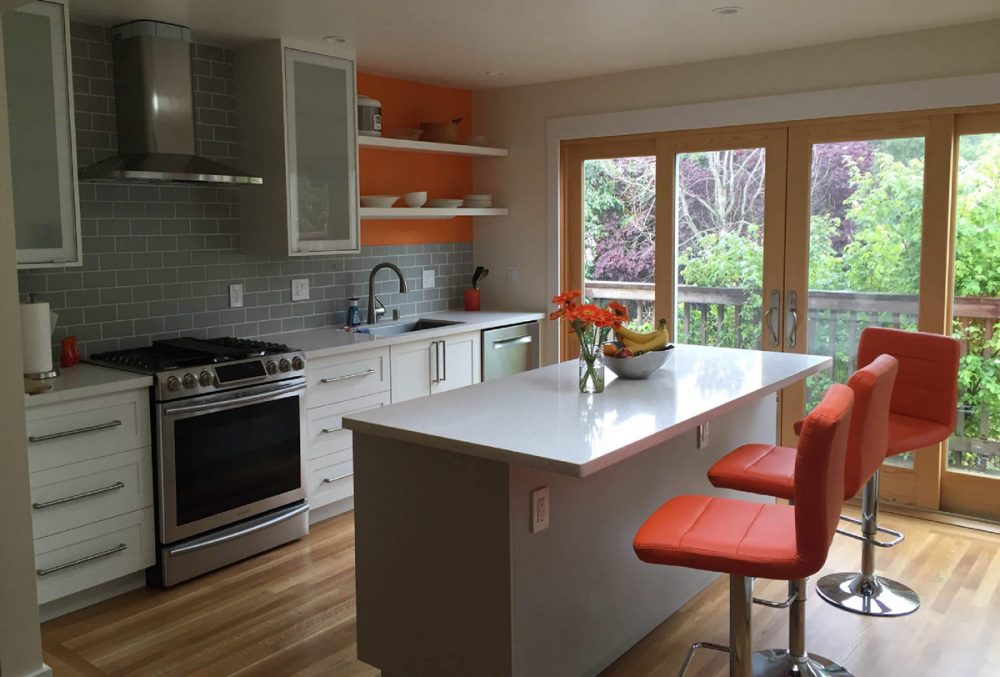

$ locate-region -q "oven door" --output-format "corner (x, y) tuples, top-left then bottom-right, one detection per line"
(157, 378), (307, 544)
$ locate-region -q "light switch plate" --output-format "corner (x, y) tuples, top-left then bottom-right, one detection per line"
(422, 269), (436, 289)
(229, 283), (244, 308)
(291, 278), (310, 301)
(530, 486), (550, 533)
(506, 265), (519, 285)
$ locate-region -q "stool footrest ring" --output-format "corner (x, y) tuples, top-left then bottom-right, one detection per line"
(678, 641), (729, 677)
(836, 514), (905, 548)
(752, 590), (797, 609)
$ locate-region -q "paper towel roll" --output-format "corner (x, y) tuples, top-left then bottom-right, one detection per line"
(21, 302), (53, 375)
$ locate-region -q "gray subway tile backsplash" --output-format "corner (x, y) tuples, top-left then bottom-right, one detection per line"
(17, 23), (473, 357)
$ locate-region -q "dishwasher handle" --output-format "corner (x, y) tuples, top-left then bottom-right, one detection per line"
(492, 335), (533, 350)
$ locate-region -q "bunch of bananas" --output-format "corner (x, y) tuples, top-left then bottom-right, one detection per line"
(612, 319), (670, 355)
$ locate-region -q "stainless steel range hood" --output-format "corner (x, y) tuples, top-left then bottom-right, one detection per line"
(79, 20), (261, 185)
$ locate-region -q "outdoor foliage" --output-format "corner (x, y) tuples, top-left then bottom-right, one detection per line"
(583, 133), (1000, 476)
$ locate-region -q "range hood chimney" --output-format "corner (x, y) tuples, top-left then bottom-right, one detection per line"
(79, 20), (262, 185)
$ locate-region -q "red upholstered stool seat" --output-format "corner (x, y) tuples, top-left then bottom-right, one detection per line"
(886, 413), (952, 456)
(705, 444), (796, 501)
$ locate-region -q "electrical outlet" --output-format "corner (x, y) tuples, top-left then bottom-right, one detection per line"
(422, 268), (436, 289)
(291, 278), (310, 301)
(530, 487), (550, 533)
(229, 283), (244, 308)
(506, 265), (519, 285)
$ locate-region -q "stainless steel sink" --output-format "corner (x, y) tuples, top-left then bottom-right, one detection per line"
(358, 318), (463, 337)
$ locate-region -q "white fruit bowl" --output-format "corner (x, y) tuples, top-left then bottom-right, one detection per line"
(605, 346), (674, 379)
(361, 195), (400, 208)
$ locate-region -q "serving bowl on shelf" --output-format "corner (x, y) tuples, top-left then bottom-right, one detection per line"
(604, 346), (674, 380)
(360, 195), (400, 208)
(403, 191), (427, 207)
(427, 198), (463, 208)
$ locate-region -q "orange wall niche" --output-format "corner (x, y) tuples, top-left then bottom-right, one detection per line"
(357, 72), (474, 247)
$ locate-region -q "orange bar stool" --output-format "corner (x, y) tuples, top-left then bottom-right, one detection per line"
(634, 385), (854, 677)
(706, 354), (897, 674)
(815, 327), (960, 617)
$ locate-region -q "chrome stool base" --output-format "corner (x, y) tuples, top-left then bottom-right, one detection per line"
(815, 571), (920, 617)
(752, 649), (853, 677)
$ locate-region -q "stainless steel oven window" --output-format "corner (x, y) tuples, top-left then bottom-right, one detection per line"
(157, 379), (307, 544)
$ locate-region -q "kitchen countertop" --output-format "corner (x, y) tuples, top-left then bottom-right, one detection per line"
(262, 310), (545, 359)
(24, 363), (152, 408)
(344, 344), (831, 476)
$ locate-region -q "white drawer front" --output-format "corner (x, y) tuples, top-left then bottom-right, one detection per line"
(26, 389), (150, 472)
(307, 348), (389, 407)
(30, 448), (154, 540)
(34, 507), (155, 605)
(307, 391), (390, 460)
(307, 453), (354, 508)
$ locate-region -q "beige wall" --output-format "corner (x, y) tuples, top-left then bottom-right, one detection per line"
(0, 9), (47, 677)
(472, 20), (1000, 364)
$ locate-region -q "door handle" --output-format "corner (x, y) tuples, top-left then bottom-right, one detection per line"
(441, 340), (447, 381)
(430, 341), (440, 383)
(763, 290), (780, 347)
(786, 291), (799, 348)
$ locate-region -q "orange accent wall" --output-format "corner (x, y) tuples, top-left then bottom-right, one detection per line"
(357, 72), (474, 246)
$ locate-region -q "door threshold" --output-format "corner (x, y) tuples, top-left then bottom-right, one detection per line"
(846, 497), (1000, 535)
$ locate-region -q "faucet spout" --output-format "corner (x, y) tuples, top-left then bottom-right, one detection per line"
(367, 262), (408, 325)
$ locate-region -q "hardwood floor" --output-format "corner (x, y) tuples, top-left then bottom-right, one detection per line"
(42, 509), (1000, 676)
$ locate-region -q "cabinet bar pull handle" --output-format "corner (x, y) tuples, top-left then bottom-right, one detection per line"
(430, 342), (440, 383)
(37, 543), (127, 576)
(29, 420), (122, 443)
(32, 482), (126, 510)
(321, 426), (343, 434)
(320, 369), (375, 384)
(442, 340), (447, 381)
(322, 472), (354, 484)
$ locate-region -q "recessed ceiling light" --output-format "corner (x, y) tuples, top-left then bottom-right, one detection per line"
(323, 35), (346, 43)
(486, 70), (506, 77)
(711, 6), (743, 15)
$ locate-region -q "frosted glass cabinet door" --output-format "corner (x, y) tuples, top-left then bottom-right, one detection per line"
(2, 0), (80, 267)
(284, 48), (359, 254)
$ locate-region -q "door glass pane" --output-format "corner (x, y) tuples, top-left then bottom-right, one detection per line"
(583, 156), (656, 330)
(675, 148), (766, 349)
(3, 10), (63, 250)
(805, 138), (925, 467)
(289, 54), (352, 243)
(949, 132), (1000, 478)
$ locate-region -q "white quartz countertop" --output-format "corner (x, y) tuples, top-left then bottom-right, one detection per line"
(344, 344), (831, 477)
(262, 310), (545, 359)
(24, 363), (152, 408)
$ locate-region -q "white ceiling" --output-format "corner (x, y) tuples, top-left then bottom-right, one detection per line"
(65, 0), (1000, 89)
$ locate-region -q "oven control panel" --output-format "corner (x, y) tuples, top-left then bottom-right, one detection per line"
(156, 352), (306, 401)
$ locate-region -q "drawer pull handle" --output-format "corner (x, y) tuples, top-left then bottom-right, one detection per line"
(32, 482), (126, 510)
(322, 471), (354, 484)
(321, 369), (376, 384)
(29, 420), (123, 443)
(321, 426), (344, 434)
(36, 543), (127, 577)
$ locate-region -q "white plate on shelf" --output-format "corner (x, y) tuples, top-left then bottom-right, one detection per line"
(427, 199), (463, 208)
(360, 195), (400, 208)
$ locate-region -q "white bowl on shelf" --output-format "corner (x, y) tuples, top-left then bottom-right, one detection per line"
(427, 198), (463, 208)
(360, 195), (400, 208)
(403, 191), (428, 207)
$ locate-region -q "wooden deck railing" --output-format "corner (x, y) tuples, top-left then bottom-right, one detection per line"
(586, 279), (1000, 466)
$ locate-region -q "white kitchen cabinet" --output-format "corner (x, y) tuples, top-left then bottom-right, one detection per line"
(3, 0), (81, 268)
(389, 331), (482, 403)
(236, 41), (359, 256)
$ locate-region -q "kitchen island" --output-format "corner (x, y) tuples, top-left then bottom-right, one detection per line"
(343, 344), (830, 677)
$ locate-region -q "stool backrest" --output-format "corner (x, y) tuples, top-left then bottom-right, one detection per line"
(857, 327), (960, 429)
(795, 384), (853, 573)
(844, 354), (898, 499)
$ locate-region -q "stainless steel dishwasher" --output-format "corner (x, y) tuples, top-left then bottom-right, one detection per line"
(482, 322), (540, 381)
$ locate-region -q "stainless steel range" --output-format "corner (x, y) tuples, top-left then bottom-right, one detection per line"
(89, 337), (308, 587)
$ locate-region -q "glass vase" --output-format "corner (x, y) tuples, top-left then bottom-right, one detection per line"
(578, 352), (605, 394)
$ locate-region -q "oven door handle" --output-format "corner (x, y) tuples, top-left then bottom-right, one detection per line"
(167, 502), (310, 557)
(162, 382), (306, 416)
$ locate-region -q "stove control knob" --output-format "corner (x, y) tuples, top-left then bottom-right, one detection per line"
(198, 370), (214, 387)
(291, 356), (305, 371)
(279, 358), (292, 373)
(265, 360), (278, 375)
(182, 373), (197, 389)
(166, 376), (181, 392)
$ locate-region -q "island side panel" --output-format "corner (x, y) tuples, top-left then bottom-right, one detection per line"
(509, 394), (776, 677)
(353, 433), (513, 676)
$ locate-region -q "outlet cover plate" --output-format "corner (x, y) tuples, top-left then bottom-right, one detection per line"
(422, 269), (435, 289)
(530, 486), (550, 533)
(229, 283), (244, 308)
(291, 278), (310, 301)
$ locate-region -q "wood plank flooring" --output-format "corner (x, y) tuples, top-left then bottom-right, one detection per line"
(42, 509), (1000, 676)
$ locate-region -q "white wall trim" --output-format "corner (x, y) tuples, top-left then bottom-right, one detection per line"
(28, 664), (53, 677)
(544, 71), (1000, 358)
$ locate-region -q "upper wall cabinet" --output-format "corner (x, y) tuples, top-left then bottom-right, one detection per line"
(2, 0), (81, 268)
(236, 42), (359, 256)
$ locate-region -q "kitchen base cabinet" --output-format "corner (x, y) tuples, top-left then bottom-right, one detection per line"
(389, 331), (482, 403)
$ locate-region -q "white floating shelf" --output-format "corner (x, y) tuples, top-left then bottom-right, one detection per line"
(358, 135), (508, 157)
(360, 207), (508, 220)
